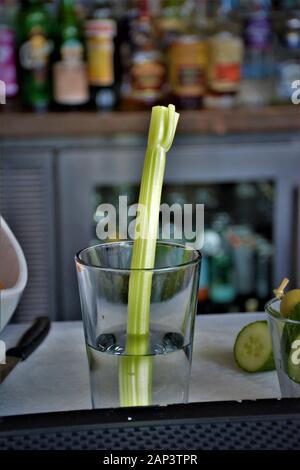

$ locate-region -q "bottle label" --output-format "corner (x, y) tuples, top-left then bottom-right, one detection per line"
(20, 31), (52, 69)
(208, 36), (243, 93)
(131, 61), (165, 91)
(0, 27), (18, 97)
(19, 30), (52, 85)
(86, 35), (114, 86)
(214, 63), (241, 83)
(53, 38), (89, 105)
(169, 40), (207, 97)
(53, 61), (89, 105)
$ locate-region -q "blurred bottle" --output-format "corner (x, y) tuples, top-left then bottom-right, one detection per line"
(197, 254), (210, 312)
(0, 0), (19, 108)
(156, 0), (187, 49)
(228, 225), (256, 304)
(199, 228), (222, 313)
(276, 8), (300, 103)
(209, 213), (236, 310)
(234, 182), (258, 224)
(194, 0), (209, 31)
(210, 244), (236, 309)
(18, 0), (53, 112)
(53, 0), (89, 110)
(85, 0), (117, 110)
(168, 1), (208, 110)
(168, 36), (207, 110)
(239, 0), (275, 107)
(121, 0), (167, 110)
(205, 0), (244, 108)
(255, 235), (272, 303)
(118, 0), (138, 101)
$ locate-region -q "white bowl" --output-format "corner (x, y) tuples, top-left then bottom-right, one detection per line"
(0, 217), (28, 331)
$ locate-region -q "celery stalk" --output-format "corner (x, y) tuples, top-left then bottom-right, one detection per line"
(119, 105), (179, 407)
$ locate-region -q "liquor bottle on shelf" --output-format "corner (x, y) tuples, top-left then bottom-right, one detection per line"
(118, 0), (138, 102)
(193, 0), (209, 31)
(197, 254), (210, 313)
(168, 35), (208, 110)
(255, 235), (272, 307)
(167, 0), (208, 110)
(239, 0), (275, 107)
(85, 0), (117, 110)
(0, 0), (19, 108)
(18, 0), (54, 112)
(227, 225), (256, 308)
(205, 0), (244, 109)
(199, 228), (220, 314)
(210, 243), (236, 311)
(209, 213), (236, 312)
(156, 0), (187, 49)
(53, 0), (89, 110)
(120, 0), (167, 110)
(275, 8), (300, 103)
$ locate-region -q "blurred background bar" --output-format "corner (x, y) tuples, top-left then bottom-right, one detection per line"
(0, 0), (299, 321)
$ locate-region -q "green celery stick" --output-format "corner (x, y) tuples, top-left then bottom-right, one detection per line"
(119, 105), (180, 407)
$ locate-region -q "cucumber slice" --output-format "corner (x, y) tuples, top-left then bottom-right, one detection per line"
(234, 321), (275, 372)
(287, 333), (300, 384)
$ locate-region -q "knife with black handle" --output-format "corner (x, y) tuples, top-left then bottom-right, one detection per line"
(0, 316), (51, 384)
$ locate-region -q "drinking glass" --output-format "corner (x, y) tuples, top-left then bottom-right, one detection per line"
(75, 241), (201, 408)
(266, 298), (300, 398)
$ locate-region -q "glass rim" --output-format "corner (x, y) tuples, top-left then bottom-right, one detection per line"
(75, 240), (202, 273)
(265, 298), (300, 325)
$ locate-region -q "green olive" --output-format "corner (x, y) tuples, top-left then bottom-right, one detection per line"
(280, 289), (300, 317)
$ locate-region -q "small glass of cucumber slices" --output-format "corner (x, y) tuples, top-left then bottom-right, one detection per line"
(265, 281), (300, 398)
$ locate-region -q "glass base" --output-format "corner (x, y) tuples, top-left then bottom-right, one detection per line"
(88, 327), (192, 408)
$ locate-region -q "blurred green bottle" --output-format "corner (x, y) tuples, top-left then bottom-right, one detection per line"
(18, 0), (53, 111)
(53, 0), (89, 109)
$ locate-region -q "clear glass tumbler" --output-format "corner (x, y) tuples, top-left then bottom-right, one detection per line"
(266, 298), (300, 398)
(75, 241), (201, 408)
